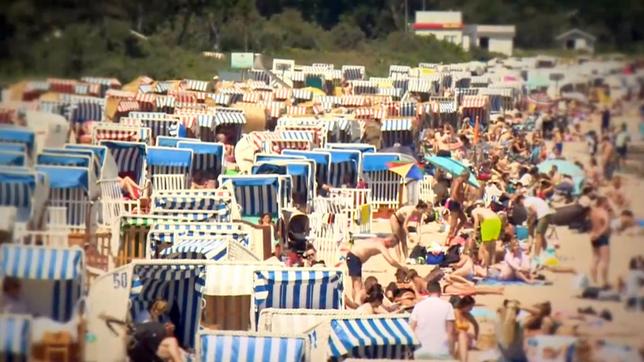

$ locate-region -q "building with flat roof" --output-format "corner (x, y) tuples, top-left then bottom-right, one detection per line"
(413, 11), (516, 55)
(412, 11), (464, 47)
(464, 25), (516, 56)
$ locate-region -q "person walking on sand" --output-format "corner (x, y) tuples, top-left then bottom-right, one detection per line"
(599, 135), (618, 181)
(590, 197), (611, 288)
(446, 169), (469, 244)
(346, 235), (408, 305)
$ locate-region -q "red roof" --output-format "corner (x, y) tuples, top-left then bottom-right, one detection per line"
(412, 23), (463, 30)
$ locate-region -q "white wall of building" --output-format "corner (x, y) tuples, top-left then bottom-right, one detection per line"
(487, 37), (514, 56)
(573, 38), (593, 52)
(415, 29), (463, 45)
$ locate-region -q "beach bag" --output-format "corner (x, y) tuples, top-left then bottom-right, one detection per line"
(440, 244), (461, 266)
(426, 252), (445, 265)
(409, 244), (426, 260)
(515, 226), (529, 241)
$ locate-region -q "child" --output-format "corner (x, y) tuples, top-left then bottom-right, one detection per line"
(346, 235), (408, 304)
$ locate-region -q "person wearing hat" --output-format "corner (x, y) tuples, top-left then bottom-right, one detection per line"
(468, 200), (503, 267)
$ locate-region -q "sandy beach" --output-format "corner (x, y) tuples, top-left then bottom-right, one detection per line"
(360, 100), (644, 359)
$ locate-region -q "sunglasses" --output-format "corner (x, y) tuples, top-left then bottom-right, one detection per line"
(304, 253), (315, 258)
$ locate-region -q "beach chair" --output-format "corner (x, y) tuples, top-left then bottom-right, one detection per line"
(328, 187), (372, 233)
(64, 144), (118, 180)
(325, 143), (376, 154)
(156, 135), (197, 147)
(252, 160), (316, 209)
(0, 167), (49, 232)
(127, 112), (182, 143)
(362, 153), (402, 210)
(0, 150), (26, 166)
(146, 146), (193, 191)
(150, 189), (236, 224)
(460, 95), (490, 126)
(0, 245), (85, 359)
(157, 236), (259, 262)
(0, 127), (35, 156)
(282, 150), (331, 189)
(380, 118), (414, 148)
(308, 209), (348, 267)
(419, 175), (435, 205)
(0, 314), (32, 362)
(91, 122), (150, 144)
(197, 330), (310, 362)
(85, 260), (207, 359)
(320, 314), (419, 360)
(100, 141), (147, 188)
(0, 142), (27, 153)
(251, 267), (344, 330)
(218, 175), (290, 223)
(177, 141), (225, 181)
(342, 65), (365, 81)
(96, 178), (141, 230)
(36, 165), (94, 233)
(315, 149), (361, 188)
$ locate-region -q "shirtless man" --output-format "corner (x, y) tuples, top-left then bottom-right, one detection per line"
(469, 201), (503, 267)
(599, 135), (617, 181)
(590, 197), (611, 288)
(346, 235), (408, 304)
(446, 169), (469, 243)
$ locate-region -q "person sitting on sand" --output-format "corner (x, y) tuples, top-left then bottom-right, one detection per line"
(346, 235), (408, 305)
(424, 266), (504, 295)
(356, 283), (390, 315)
(499, 240), (534, 284)
(450, 295), (479, 362)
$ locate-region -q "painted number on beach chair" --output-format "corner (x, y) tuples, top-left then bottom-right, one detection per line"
(112, 272), (128, 289)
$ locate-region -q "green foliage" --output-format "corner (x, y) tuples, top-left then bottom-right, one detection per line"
(0, 0), (641, 82)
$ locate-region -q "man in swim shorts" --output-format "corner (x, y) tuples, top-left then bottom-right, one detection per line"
(446, 169), (469, 244)
(346, 235), (408, 306)
(468, 201), (503, 267)
(590, 197), (611, 288)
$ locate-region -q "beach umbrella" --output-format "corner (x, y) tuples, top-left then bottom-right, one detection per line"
(537, 159), (585, 194)
(425, 155), (480, 188)
(387, 161), (424, 181)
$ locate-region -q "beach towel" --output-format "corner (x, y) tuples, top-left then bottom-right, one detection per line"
(478, 278), (549, 286)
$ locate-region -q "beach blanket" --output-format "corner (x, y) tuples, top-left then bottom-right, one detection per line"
(478, 278), (549, 286)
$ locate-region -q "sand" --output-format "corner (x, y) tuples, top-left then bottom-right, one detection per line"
(359, 100), (644, 359)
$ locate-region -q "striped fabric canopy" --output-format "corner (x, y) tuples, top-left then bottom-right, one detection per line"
(101, 141), (147, 183)
(199, 332), (306, 362)
(381, 118), (412, 131)
(282, 150), (330, 187)
(130, 263), (205, 349)
(0, 314), (31, 358)
(148, 221), (248, 245)
(0, 244), (83, 280)
(159, 238), (230, 260)
(407, 78), (434, 93)
(389, 65), (411, 77)
(177, 141), (224, 177)
(70, 101), (103, 122)
(461, 95), (489, 108)
(146, 146), (192, 175)
(253, 269), (344, 324)
(219, 175), (282, 217)
(328, 316), (418, 359)
(292, 89), (312, 101)
(213, 109), (246, 126)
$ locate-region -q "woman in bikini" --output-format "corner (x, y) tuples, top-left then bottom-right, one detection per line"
(390, 201), (429, 259)
(451, 296), (479, 362)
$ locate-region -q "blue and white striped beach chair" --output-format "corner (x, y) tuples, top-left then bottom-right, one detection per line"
(316, 149), (361, 188)
(146, 146), (193, 191)
(64, 144), (118, 179)
(380, 118), (414, 148)
(177, 141), (224, 180)
(0, 127), (35, 156)
(218, 175), (290, 223)
(129, 262), (206, 349)
(151, 189), (234, 222)
(0, 150), (26, 166)
(0, 244), (84, 322)
(0, 314), (32, 362)
(252, 268), (344, 329)
(253, 160), (316, 207)
(0, 142), (27, 153)
(325, 143), (376, 154)
(198, 330), (309, 362)
(159, 236), (259, 262)
(362, 153), (402, 210)
(100, 141), (147, 188)
(36, 165), (94, 231)
(326, 315), (419, 360)
(0, 167), (48, 230)
(156, 136), (197, 147)
(282, 150), (330, 189)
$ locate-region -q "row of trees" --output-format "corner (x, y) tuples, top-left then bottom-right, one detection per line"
(0, 0), (641, 81)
